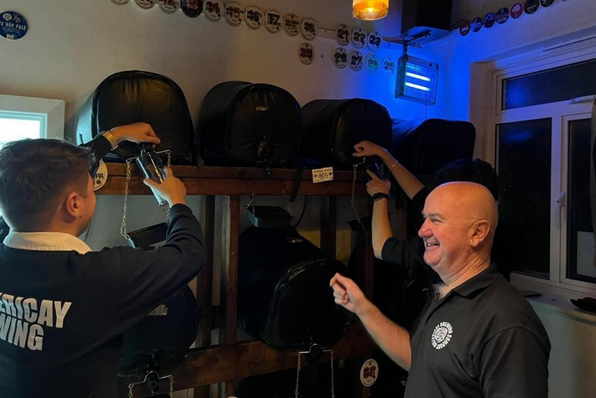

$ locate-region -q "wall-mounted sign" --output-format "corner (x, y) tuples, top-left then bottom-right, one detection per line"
(283, 14), (300, 36)
(351, 27), (366, 48)
(367, 30), (382, 51)
(135, 0), (156, 9)
(204, 0), (223, 20)
(333, 47), (348, 69)
(365, 53), (380, 74)
(301, 18), (317, 40)
(181, 0), (203, 17)
(336, 24), (350, 46)
(265, 10), (282, 33)
(0, 11), (28, 41)
(382, 56), (396, 75)
(524, 0), (540, 14)
(245, 6), (263, 29)
(483, 12), (496, 28)
(111, 0), (130, 5)
(540, 0), (554, 7)
(510, 3), (524, 18)
(360, 359), (379, 387)
(349, 50), (363, 71)
(158, 0), (180, 13)
(299, 43), (315, 65)
(496, 7), (510, 24)
(224, 1), (243, 26)
(92, 160), (109, 191)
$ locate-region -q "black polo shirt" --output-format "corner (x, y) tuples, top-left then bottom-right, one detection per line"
(405, 266), (550, 398)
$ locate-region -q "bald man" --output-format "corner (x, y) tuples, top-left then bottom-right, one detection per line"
(331, 182), (550, 398)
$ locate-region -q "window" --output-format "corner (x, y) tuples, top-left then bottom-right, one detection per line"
(487, 44), (596, 299)
(0, 94), (64, 217)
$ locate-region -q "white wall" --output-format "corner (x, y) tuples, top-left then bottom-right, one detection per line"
(0, 0), (424, 253)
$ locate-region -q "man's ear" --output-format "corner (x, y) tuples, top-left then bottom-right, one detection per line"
(470, 220), (490, 248)
(63, 191), (82, 219)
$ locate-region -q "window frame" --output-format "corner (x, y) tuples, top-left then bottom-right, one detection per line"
(0, 94), (65, 140)
(483, 39), (596, 300)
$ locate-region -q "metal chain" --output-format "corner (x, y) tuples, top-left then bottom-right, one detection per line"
(294, 349), (336, 398)
(127, 375), (173, 397)
(121, 150), (172, 239)
(351, 163), (365, 231)
(294, 352), (302, 398)
(120, 159), (133, 239)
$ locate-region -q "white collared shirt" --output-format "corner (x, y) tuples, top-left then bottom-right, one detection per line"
(3, 231), (92, 254)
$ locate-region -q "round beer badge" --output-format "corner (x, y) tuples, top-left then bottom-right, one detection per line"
(460, 22), (471, 36)
(510, 2), (524, 18)
(333, 47), (348, 69)
(496, 7), (510, 24)
(484, 12), (496, 28)
(301, 18), (317, 40)
(265, 10), (282, 33)
(336, 23), (350, 46)
(181, 0), (203, 17)
(525, 0), (540, 14)
(431, 321), (453, 350)
(224, 1), (243, 26)
(204, 0), (223, 21)
(540, 0), (554, 7)
(382, 56), (396, 75)
(299, 43), (315, 65)
(351, 27), (366, 48)
(0, 11), (28, 41)
(92, 160), (109, 192)
(135, 0), (156, 9)
(365, 53), (380, 74)
(471, 17), (483, 33)
(367, 30), (382, 51)
(111, 0), (130, 5)
(158, 0), (180, 13)
(283, 14), (300, 36)
(360, 359), (379, 387)
(245, 6), (263, 30)
(349, 50), (363, 71)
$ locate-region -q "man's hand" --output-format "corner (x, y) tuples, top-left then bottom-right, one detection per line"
(366, 170), (391, 197)
(330, 273), (372, 317)
(110, 122), (161, 145)
(143, 167), (186, 207)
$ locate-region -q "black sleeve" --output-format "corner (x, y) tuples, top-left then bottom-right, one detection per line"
(409, 187), (431, 230)
(81, 135), (113, 174)
(382, 236), (425, 273)
(106, 204), (206, 332)
(477, 327), (550, 398)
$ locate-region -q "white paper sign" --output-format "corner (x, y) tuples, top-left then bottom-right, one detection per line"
(312, 167), (334, 183)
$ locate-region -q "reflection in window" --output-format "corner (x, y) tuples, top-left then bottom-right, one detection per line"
(567, 118), (596, 283)
(496, 119), (552, 278)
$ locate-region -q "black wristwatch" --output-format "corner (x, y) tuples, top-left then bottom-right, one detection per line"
(372, 193), (389, 202)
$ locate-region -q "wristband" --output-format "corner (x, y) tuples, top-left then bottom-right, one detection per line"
(389, 160), (398, 172)
(372, 193), (389, 202)
(102, 130), (118, 150)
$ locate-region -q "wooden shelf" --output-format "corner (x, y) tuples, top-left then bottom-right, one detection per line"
(102, 164), (376, 397)
(97, 164), (369, 196)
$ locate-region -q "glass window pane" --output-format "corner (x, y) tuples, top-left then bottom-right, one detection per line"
(502, 59), (596, 110)
(567, 118), (596, 283)
(496, 119), (551, 278)
(0, 116), (41, 149)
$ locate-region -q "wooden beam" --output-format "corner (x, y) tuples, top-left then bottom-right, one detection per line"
(167, 326), (377, 390)
(97, 165), (368, 196)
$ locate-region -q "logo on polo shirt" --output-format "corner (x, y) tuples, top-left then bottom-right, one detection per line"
(431, 321), (453, 350)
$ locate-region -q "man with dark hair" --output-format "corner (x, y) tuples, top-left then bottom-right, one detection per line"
(0, 123), (206, 398)
(351, 140), (512, 282)
(331, 182), (550, 397)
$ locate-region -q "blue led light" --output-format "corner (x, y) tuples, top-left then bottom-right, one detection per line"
(395, 54), (439, 105)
